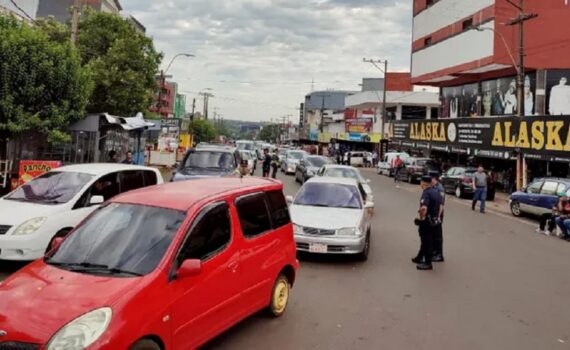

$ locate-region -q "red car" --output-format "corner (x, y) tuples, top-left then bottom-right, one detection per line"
(0, 177), (298, 350)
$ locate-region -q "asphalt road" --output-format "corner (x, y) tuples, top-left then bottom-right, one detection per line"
(1, 168), (569, 349)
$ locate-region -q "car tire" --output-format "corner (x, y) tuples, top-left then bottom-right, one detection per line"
(45, 228), (72, 254)
(511, 201), (522, 217)
(455, 185), (463, 199)
(129, 339), (161, 350)
(267, 274), (291, 318)
(357, 232), (370, 262)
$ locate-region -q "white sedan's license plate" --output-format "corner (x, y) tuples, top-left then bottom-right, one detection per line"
(309, 243), (328, 253)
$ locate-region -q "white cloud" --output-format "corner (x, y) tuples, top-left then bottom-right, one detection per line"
(121, 0), (412, 121)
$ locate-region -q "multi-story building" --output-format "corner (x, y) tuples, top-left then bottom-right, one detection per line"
(174, 93), (186, 119)
(150, 81), (177, 119)
(36, 0), (121, 22)
(403, 0), (570, 182)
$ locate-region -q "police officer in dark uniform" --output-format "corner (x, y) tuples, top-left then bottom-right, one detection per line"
(430, 171), (445, 262)
(413, 175), (443, 270)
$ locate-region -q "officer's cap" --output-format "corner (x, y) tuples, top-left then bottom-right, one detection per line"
(421, 175), (432, 183)
(429, 171), (440, 179)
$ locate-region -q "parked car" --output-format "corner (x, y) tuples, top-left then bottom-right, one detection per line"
(288, 177), (373, 260)
(295, 155), (331, 183)
(172, 145), (239, 181)
(316, 164), (374, 205)
(238, 150), (256, 175)
(343, 151), (367, 167)
(397, 157), (440, 184)
(377, 152), (410, 176)
(0, 164), (163, 261)
(440, 167), (496, 201)
(509, 178), (570, 217)
(281, 150), (308, 174)
(0, 177), (298, 349)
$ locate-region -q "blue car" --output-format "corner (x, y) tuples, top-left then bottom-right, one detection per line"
(509, 178), (570, 217)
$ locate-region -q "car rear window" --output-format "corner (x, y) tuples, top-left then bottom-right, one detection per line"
(236, 193), (272, 238)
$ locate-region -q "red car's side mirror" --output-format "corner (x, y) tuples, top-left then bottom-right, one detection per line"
(50, 237), (64, 251)
(177, 259), (202, 279)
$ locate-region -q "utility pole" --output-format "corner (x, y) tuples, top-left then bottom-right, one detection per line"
(506, 0), (537, 190)
(363, 58), (389, 139)
(70, 0), (81, 47)
(190, 98), (196, 122)
(313, 93), (330, 133)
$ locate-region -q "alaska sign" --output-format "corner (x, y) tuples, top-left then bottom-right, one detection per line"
(392, 115), (570, 158)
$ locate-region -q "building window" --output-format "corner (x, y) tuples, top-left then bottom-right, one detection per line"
(402, 106), (427, 120)
(424, 37), (432, 46)
(462, 18), (474, 31)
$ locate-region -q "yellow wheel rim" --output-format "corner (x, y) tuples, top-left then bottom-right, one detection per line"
(273, 279), (289, 314)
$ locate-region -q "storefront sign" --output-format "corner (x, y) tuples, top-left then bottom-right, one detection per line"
(18, 160), (62, 186)
(392, 115), (570, 158)
(346, 119), (373, 133)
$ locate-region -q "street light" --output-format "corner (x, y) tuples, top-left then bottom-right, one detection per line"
(158, 53), (195, 117)
(475, 27), (519, 75)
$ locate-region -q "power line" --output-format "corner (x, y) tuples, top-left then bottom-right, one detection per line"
(8, 0), (35, 21)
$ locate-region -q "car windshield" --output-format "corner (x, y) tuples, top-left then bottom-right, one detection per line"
(324, 168), (365, 182)
(294, 183), (362, 209)
(307, 157), (327, 167)
(47, 203), (185, 276)
(184, 151), (235, 170)
(4, 171), (94, 205)
(237, 142), (254, 151)
(288, 152), (304, 160)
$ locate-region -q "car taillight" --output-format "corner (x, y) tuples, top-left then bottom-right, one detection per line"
(462, 177), (472, 184)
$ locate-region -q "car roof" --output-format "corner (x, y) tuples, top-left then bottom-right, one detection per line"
(534, 177), (570, 183)
(307, 176), (359, 186)
(195, 145), (236, 152)
(112, 177), (282, 211)
(322, 164), (358, 171)
(54, 163), (157, 176)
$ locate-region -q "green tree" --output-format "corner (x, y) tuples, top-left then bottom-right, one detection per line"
(0, 17), (92, 142)
(191, 119), (216, 144)
(258, 124), (281, 143)
(76, 10), (162, 116)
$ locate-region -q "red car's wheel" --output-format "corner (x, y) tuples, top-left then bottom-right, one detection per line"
(268, 274), (290, 318)
(129, 339), (161, 350)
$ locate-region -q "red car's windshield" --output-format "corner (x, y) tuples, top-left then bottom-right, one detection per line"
(46, 203), (185, 277)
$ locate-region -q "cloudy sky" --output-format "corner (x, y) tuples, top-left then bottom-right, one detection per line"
(121, 0), (413, 122)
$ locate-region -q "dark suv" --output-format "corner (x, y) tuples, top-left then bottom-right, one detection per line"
(172, 145), (239, 181)
(440, 167), (496, 201)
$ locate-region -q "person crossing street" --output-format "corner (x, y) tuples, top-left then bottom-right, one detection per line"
(472, 166), (488, 213)
(262, 148), (272, 177)
(271, 149), (280, 179)
(413, 175), (443, 270)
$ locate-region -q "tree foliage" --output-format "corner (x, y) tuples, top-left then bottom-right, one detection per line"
(0, 16), (92, 142)
(258, 124), (281, 143)
(191, 119), (217, 144)
(76, 10), (162, 116)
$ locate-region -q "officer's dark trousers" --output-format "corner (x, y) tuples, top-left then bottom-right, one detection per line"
(433, 223), (443, 256)
(417, 222), (434, 264)
(271, 166), (278, 179)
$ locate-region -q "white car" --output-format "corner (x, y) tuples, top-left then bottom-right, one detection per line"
(377, 152), (410, 176)
(282, 150), (308, 175)
(0, 163), (163, 261)
(317, 164), (374, 205)
(287, 177), (373, 260)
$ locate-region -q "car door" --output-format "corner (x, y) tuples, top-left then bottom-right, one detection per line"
(519, 180), (544, 215)
(235, 192), (288, 313)
(170, 201), (241, 349)
(537, 181), (559, 215)
(69, 172), (122, 228)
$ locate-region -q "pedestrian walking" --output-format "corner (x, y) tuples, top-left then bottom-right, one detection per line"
(430, 171), (445, 262)
(392, 155), (404, 184)
(346, 152), (352, 166)
(262, 148), (271, 177)
(472, 166), (488, 213)
(122, 151), (134, 165)
(412, 175), (443, 270)
(372, 150), (378, 167)
(271, 150), (280, 179)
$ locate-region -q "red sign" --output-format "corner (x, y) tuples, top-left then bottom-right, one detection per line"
(344, 109), (357, 119)
(346, 119), (373, 133)
(18, 160), (62, 186)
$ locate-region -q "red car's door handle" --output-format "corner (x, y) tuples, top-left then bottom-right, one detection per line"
(228, 262), (238, 273)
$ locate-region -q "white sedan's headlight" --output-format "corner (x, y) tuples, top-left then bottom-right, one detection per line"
(337, 227), (360, 236)
(47, 307), (112, 350)
(293, 224), (303, 235)
(13, 217), (47, 235)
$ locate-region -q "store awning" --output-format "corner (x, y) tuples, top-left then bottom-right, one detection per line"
(103, 112), (155, 131)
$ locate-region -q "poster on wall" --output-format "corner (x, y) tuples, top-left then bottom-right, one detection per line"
(345, 119), (373, 133)
(18, 160), (62, 186)
(481, 74), (536, 117)
(546, 70), (570, 116)
(441, 83), (479, 118)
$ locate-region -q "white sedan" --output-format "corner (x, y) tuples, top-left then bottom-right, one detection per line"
(316, 164), (374, 204)
(0, 163), (163, 261)
(287, 177), (373, 260)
